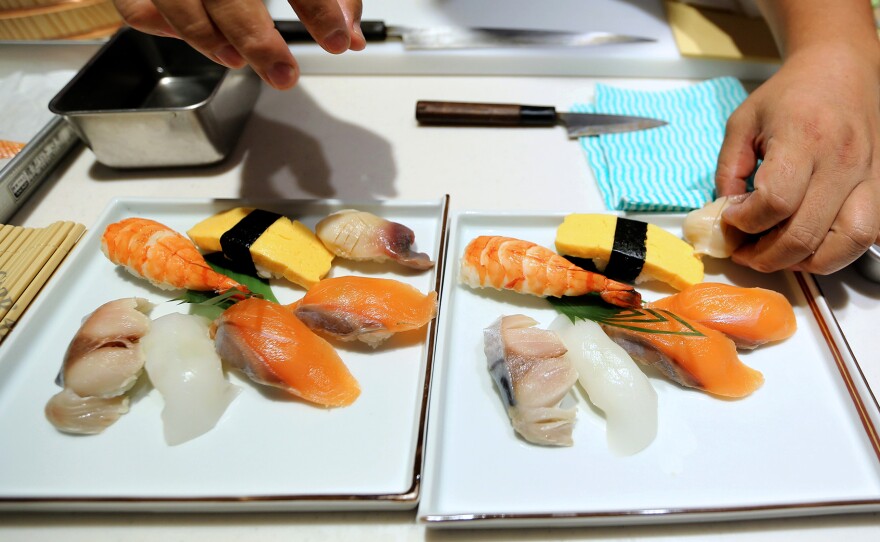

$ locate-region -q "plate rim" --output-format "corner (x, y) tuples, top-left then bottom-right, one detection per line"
(0, 195), (451, 511)
(417, 209), (880, 527)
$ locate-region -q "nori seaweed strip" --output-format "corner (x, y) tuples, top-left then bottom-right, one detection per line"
(603, 217), (648, 283)
(219, 209), (281, 273)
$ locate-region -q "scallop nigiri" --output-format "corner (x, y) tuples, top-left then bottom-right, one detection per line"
(597, 308), (763, 398)
(647, 282), (797, 349)
(549, 315), (657, 455)
(484, 314), (578, 446)
(101, 217), (245, 293)
(683, 196), (747, 258)
(45, 297), (152, 435)
(290, 276), (437, 348)
(142, 313), (241, 445)
(316, 209), (434, 270)
(211, 297), (360, 407)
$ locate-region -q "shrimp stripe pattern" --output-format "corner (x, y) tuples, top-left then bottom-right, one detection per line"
(101, 218), (244, 293)
(460, 235), (641, 309)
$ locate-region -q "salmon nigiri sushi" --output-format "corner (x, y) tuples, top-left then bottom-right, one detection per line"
(289, 276), (438, 348)
(102, 218), (245, 293)
(647, 282), (797, 349)
(211, 297), (360, 407)
(597, 308), (764, 398)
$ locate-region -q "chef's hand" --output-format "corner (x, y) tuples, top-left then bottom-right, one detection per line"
(112, 0), (366, 90)
(714, 4), (880, 275)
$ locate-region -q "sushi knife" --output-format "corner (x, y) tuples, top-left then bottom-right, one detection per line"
(274, 20), (655, 49)
(415, 101), (668, 138)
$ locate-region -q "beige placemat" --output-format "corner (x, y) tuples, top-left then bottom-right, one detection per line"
(0, 221), (85, 343)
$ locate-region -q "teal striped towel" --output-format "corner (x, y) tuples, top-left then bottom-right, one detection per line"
(575, 77), (748, 212)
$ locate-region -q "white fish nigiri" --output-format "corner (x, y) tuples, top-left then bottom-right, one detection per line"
(315, 209), (434, 270)
(549, 315), (658, 455)
(484, 314), (578, 446)
(45, 297), (152, 435)
(683, 196), (747, 258)
(142, 313), (240, 446)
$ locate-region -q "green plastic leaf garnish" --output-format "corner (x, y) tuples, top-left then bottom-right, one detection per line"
(547, 295), (705, 337)
(176, 252), (279, 320)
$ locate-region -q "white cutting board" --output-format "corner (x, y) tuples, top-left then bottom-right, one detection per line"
(268, 0), (779, 81)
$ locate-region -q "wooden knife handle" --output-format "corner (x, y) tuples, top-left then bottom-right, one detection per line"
(275, 20), (388, 42)
(415, 101), (557, 126)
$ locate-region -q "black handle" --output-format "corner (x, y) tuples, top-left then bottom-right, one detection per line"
(274, 20), (388, 42)
(415, 101), (558, 127)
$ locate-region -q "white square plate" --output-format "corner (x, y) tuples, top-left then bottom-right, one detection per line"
(419, 210), (880, 527)
(0, 196), (449, 512)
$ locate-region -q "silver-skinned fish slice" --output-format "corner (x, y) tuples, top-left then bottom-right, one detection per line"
(484, 314), (578, 446)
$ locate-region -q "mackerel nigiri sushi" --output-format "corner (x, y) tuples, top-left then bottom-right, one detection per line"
(647, 282), (797, 349)
(211, 297), (360, 407)
(598, 308), (763, 398)
(484, 315), (578, 446)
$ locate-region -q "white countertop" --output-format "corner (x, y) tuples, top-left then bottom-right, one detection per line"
(0, 19), (878, 541)
(2, 72), (879, 541)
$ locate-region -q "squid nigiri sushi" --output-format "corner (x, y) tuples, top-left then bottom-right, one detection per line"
(289, 276), (437, 348)
(142, 313), (241, 445)
(484, 314), (578, 446)
(316, 209), (434, 270)
(598, 308), (763, 398)
(211, 297), (360, 407)
(550, 315), (658, 455)
(101, 217), (245, 293)
(45, 297), (152, 435)
(647, 282), (797, 349)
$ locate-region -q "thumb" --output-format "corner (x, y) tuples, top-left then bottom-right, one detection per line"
(715, 108), (760, 197)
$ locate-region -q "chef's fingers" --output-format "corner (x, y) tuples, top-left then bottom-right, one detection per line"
(150, 0), (244, 67)
(112, 0), (179, 37)
(340, 0), (366, 50)
(720, 137), (813, 236)
(287, 0), (351, 53)
(715, 103), (759, 197)
(204, 0), (300, 89)
(729, 161), (850, 273)
(789, 181), (880, 275)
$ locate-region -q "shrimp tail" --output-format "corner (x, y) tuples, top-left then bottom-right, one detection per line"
(599, 285), (642, 309)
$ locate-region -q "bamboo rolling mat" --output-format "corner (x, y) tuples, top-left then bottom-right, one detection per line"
(0, 221), (85, 344)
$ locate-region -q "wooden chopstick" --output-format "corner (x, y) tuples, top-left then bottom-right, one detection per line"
(0, 221), (86, 342)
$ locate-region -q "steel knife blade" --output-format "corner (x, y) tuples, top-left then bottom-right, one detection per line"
(275, 20), (655, 49)
(415, 101), (668, 138)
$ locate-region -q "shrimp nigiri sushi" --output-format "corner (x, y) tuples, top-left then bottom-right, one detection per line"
(316, 209), (434, 270)
(484, 315), (578, 446)
(101, 217), (245, 293)
(550, 316), (657, 455)
(289, 276), (437, 348)
(142, 313), (241, 445)
(45, 297), (152, 435)
(598, 308), (764, 398)
(461, 236), (641, 309)
(647, 282), (797, 349)
(211, 297), (360, 407)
